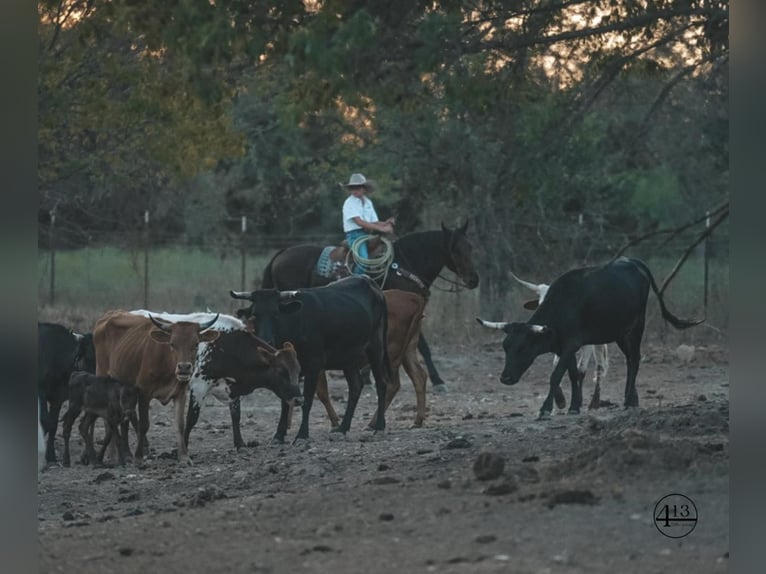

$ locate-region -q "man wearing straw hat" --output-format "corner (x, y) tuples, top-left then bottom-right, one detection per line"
(341, 173), (395, 274)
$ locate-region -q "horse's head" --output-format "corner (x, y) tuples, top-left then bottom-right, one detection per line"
(441, 221), (480, 289)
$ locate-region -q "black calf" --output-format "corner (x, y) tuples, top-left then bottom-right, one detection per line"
(61, 372), (139, 467)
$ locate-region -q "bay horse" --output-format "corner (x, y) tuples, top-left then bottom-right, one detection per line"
(258, 222), (480, 391)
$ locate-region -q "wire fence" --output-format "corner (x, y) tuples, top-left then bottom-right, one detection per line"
(37, 212), (729, 346)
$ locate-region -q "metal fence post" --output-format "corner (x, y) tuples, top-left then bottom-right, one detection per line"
(48, 208), (56, 306)
(241, 215), (247, 291)
(704, 210), (710, 314)
(143, 210), (150, 308)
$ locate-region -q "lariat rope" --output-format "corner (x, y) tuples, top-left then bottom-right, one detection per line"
(346, 235), (395, 286)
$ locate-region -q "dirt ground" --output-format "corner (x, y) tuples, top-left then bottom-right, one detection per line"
(38, 340), (729, 574)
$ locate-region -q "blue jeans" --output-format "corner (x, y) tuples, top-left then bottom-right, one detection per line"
(345, 229), (368, 275)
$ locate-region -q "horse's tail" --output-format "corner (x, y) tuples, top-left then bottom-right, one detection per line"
(628, 258), (704, 329)
(261, 248), (287, 288)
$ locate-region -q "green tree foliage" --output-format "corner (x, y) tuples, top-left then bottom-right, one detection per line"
(39, 0), (728, 306)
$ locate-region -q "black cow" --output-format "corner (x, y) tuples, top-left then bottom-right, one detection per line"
(38, 322), (96, 463)
(477, 257), (703, 417)
(230, 275), (391, 442)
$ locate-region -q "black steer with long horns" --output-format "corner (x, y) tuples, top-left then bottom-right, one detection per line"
(477, 257), (703, 418)
(231, 275), (391, 442)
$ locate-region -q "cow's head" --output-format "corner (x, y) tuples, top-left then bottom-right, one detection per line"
(73, 332), (97, 373)
(476, 318), (554, 385)
(229, 289), (302, 346)
(256, 341), (303, 405)
(442, 221), (480, 289)
(194, 332), (303, 408)
(148, 314), (221, 382)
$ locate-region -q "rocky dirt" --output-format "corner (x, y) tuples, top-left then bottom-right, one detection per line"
(38, 341), (729, 574)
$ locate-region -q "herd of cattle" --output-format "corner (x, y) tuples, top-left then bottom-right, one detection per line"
(38, 255), (702, 470)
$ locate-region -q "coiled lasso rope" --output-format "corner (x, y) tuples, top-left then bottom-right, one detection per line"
(346, 235), (395, 285)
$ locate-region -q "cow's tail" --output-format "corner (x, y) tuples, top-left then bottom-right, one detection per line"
(629, 258), (704, 330)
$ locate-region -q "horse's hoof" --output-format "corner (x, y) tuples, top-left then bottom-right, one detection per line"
(291, 435), (310, 445)
(537, 411), (552, 421)
(432, 384), (448, 394)
(567, 408), (580, 415)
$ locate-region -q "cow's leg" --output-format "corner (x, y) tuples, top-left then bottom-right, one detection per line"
(617, 322), (644, 408)
(294, 367), (320, 442)
(184, 389), (202, 448)
(229, 396), (246, 449)
(316, 371), (340, 428)
(336, 368), (364, 434)
(367, 325), (392, 432)
(418, 334), (446, 391)
(368, 367), (401, 430)
(588, 345), (609, 410)
(79, 413), (98, 465)
(273, 401), (290, 443)
(566, 355), (583, 414)
(100, 419), (130, 465)
(61, 403), (80, 468)
(97, 418), (116, 467)
(551, 355), (567, 410)
(107, 415), (127, 467)
(134, 392), (151, 462)
(539, 350), (575, 419)
(45, 400), (63, 463)
(174, 390), (192, 465)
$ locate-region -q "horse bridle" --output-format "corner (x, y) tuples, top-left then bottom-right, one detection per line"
(393, 232), (473, 295)
(433, 233), (475, 293)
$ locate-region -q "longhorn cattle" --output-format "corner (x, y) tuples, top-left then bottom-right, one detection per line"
(231, 275), (391, 442)
(38, 322), (96, 463)
(93, 311), (221, 464)
(477, 257), (702, 417)
(509, 270), (610, 410)
(96, 311), (303, 460)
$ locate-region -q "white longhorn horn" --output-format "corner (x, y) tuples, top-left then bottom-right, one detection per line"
(230, 290), (252, 300)
(509, 270), (547, 297)
(476, 318), (509, 330)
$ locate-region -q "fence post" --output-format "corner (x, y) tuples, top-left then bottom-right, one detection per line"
(143, 210), (150, 308)
(48, 207), (56, 306)
(704, 210), (710, 314)
(240, 215), (247, 291)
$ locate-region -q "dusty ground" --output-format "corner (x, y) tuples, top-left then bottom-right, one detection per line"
(39, 341), (729, 574)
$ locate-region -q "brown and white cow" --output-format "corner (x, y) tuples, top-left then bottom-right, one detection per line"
(93, 311), (220, 465)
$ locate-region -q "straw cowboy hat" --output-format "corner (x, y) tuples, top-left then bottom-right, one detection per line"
(340, 173), (376, 190)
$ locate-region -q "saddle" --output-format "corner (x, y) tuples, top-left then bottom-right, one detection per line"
(314, 236), (388, 280)
(315, 244), (352, 280)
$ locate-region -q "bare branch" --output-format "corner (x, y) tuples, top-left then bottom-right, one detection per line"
(659, 207), (729, 296)
(612, 201), (729, 259)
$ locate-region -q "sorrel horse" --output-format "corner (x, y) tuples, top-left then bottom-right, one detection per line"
(258, 222), (480, 390)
